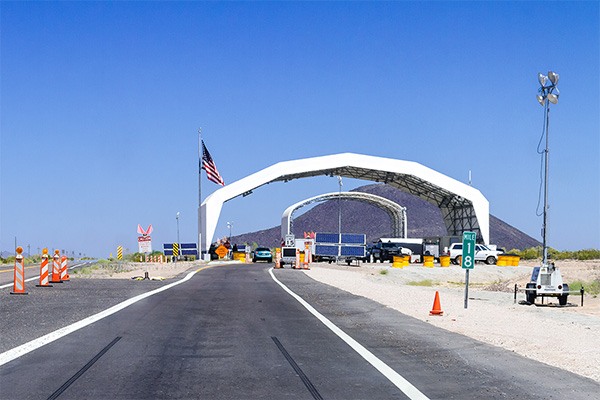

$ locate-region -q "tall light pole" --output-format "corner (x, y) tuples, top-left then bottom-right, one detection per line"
(337, 176), (343, 238)
(536, 71), (559, 267)
(337, 176), (343, 262)
(176, 212), (180, 260)
(227, 221), (233, 241)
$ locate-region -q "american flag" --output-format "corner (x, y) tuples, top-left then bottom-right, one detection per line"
(201, 140), (225, 186)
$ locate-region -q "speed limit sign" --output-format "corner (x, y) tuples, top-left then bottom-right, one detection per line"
(461, 231), (476, 269)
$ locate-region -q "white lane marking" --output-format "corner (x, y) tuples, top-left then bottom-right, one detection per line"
(0, 270), (199, 366)
(269, 268), (429, 400)
(0, 262), (90, 289)
(0, 276), (37, 289)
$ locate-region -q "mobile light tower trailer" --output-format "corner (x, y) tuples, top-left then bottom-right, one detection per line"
(524, 71), (578, 306)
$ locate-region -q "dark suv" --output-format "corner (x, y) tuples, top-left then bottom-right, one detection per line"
(371, 242), (408, 263)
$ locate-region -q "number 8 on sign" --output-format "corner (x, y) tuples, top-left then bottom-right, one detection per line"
(461, 232), (476, 270)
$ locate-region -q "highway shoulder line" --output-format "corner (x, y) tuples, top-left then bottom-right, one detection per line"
(269, 267), (429, 400)
(0, 266), (211, 366)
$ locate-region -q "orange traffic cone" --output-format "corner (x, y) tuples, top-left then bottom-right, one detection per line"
(430, 291), (444, 316)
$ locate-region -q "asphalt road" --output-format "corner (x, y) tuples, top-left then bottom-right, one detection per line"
(1, 263), (598, 399)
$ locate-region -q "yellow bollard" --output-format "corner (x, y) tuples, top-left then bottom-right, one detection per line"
(403, 255), (410, 267)
(233, 251), (246, 262)
(497, 255), (507, 267)
(439, 255), (450, 267)
(423, 255), (434, 268)
(392, 255), (404, 268)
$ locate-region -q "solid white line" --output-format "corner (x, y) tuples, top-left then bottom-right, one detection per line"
(268, 268), (429, 400)
(0, 277), (37, 289)
(0, 270), (199, 367)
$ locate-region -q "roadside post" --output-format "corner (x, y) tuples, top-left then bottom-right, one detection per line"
(60, 255), (70, 281)
(36, 248), (53, 287)
(10, 246), (28, 295)
(462, 231), (476, 309)
(50, 250), (62, 283)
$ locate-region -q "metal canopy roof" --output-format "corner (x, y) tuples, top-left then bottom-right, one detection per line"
(200, 153), (489, 255)
(280, 191), (408, 240)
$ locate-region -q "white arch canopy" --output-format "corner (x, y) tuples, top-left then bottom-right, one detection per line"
(200, 153), (489, 255)
(280, 192), (408, 240)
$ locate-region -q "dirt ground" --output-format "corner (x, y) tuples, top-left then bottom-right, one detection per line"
(70, 261), (200, 280)
(71, 258), (600, 383)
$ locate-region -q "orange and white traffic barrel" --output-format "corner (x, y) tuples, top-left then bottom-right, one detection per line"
(50, 250), (62, 283)
(60, 255), (70, 281)
(303, 243), (311, 269)
(275, 249), (282, 268)
(11, 246), (28, 295)
(36, 248), (53, 287)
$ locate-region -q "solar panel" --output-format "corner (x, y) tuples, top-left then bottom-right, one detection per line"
(341, 234), (365, 244)
(340, 246), (366, 257)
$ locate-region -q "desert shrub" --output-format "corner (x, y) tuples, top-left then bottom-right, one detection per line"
(407, 279), (434, 286)
(510, 247), (600, 261)
(510, 247), (541, 260)
(568, 280), (600, 296)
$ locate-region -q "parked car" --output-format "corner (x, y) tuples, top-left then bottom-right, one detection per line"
(253, 247), (273, 263)
(371, 242), (411, 263)
(448, 243), (502, 265)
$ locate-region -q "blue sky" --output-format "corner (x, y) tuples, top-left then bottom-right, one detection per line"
(1, 1), (598, 257)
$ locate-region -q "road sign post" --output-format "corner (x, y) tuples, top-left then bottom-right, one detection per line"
(462, 231), (476, 309)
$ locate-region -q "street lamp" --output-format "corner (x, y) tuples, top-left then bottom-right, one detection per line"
(337, 176), (343, 262)
(176, 212), (180, 260)
(536, 71), (559, 267)
(227, 221), (233, 240)
(337, 175), (343, 235)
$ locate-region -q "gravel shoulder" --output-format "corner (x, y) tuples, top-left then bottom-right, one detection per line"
(302, 259), (600, 383)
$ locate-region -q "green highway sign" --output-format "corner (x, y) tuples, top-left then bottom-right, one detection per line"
(461, 231), (476, 269)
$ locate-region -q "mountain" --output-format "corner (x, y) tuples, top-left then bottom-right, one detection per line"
(231, 183), (541, 251)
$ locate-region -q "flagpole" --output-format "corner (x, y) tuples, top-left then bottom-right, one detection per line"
(198, 128), (203, 260)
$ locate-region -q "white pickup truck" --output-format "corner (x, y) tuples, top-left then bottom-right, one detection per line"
(448, 243), (503, 265)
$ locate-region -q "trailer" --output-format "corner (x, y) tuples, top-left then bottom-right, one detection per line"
(525, 263), (575, 306)
(313, 232), (366, 265)
(280, 247), (298, 267)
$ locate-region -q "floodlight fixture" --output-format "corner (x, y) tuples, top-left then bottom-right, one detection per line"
(536, 71), (559, 107)
(537, 94), (545, 106)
